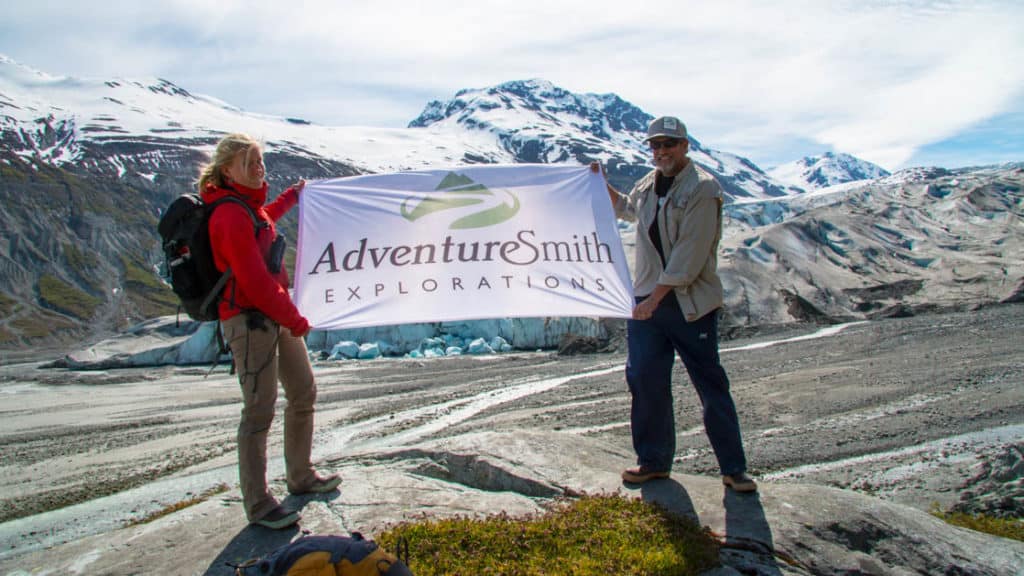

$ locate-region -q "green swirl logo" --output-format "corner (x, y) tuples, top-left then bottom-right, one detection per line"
(400, 172), (520, 229)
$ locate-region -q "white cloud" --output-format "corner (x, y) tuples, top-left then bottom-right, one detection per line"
(1, 0), (1022, 169)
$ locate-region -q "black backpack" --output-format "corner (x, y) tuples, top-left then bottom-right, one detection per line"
(157, 194), (264, 322)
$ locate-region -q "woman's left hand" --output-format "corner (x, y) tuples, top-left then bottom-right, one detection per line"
(292, 179), (306, 195)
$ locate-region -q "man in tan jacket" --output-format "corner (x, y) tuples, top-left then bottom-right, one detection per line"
(592, 116), (756, 492)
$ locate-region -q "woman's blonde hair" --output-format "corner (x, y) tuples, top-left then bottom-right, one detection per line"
(197, 133), (261, 192)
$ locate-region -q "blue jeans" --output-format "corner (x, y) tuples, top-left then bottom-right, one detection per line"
(625, 295), (748, 475)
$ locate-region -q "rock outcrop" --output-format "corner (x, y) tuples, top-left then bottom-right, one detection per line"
(3, 432), (1019, 575)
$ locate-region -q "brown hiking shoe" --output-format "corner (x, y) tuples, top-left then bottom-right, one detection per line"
(723, 472), (758, 493)
(290, 472), (342, 495)
(253, 505), (300, 529)
(621, 466), (670, 484)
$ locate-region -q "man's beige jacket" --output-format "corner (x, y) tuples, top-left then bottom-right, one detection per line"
(613, 161), (725, 322)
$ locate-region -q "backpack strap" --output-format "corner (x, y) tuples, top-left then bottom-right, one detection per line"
(206, 196), (269, 312)
(200, 196), (270, 378)
(199, 268), (234, 320)
(208, 195), (266, 240)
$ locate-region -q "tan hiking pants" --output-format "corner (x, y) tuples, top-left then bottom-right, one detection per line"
(222, 313), (317, 521)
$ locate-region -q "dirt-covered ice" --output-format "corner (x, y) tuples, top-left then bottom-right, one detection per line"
(0, 304), (1022, 569)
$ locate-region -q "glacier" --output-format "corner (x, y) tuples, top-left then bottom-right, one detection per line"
(57, 315), (609, 369)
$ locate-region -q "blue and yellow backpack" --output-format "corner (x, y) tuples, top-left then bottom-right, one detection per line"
(233, 534), (412, 576)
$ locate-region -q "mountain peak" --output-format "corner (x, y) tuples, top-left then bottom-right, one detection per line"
(492, 78), (559, 95)
(407, 79), (807, 199)
(770, 152), (891, 191)
(0, 53), (60, 84)
(408, 78), (651, 134)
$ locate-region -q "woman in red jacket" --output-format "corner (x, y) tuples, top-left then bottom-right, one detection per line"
(199, 133), (340, 530)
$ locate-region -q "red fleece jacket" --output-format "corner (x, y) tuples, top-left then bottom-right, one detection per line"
(202, 181), (310, 337)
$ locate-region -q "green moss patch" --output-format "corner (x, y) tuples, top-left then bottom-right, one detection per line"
(932, 508), (1024, 542)
(377, 494), (720, 576)
(124, 483), (230, 527)
(120, 256), (178, 318)
(37, 274), (101, 320)
(62, 242), (100, 275)
(0, 292), (15, 317)
(9, 309), (77, 339)
(121, 255), (164, 291)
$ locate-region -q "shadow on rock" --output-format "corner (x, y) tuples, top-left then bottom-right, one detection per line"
(721, 490), (789, 576)
(630, 478), (700, 523)
(203, 524), (300, 576)
(282, 490), (343, 510)
(204, 491), (342, 575)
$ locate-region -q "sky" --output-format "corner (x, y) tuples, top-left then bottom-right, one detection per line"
(2, 0), (1023, 172)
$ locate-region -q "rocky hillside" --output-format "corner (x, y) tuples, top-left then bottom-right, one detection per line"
(718, 164), (1024, 328)
(0, 57), (366, 346)
(0, 141), (358, 348)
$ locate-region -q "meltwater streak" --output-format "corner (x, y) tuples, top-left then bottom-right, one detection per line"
(317, 364), (623, 454)
(721, 322), (867, 353)
(0, 324), (869, 560)
(0, 364), (621, 561)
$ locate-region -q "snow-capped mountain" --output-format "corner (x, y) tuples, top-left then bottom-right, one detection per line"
(769, 152), (890, 191)
(409, 79), (794, 200)
(3, 53), (1018, 348)
(410, 79), (650, 153)
(0, 54), (494, 181)
(0, 56), (791, 202)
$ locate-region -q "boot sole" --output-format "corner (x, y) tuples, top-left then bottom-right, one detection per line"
(621, 470), (670, 483)
(722, 477), (758, 492)
(291, 476), (343, 495)
(254, 513), (301, 529)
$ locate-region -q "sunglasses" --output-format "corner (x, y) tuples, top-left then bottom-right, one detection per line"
(648, 139), (682, 151)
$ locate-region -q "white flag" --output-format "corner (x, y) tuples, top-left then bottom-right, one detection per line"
(294, 164), (633, 330)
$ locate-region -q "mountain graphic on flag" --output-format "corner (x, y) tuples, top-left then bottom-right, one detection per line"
(400, 172), (520, 229)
